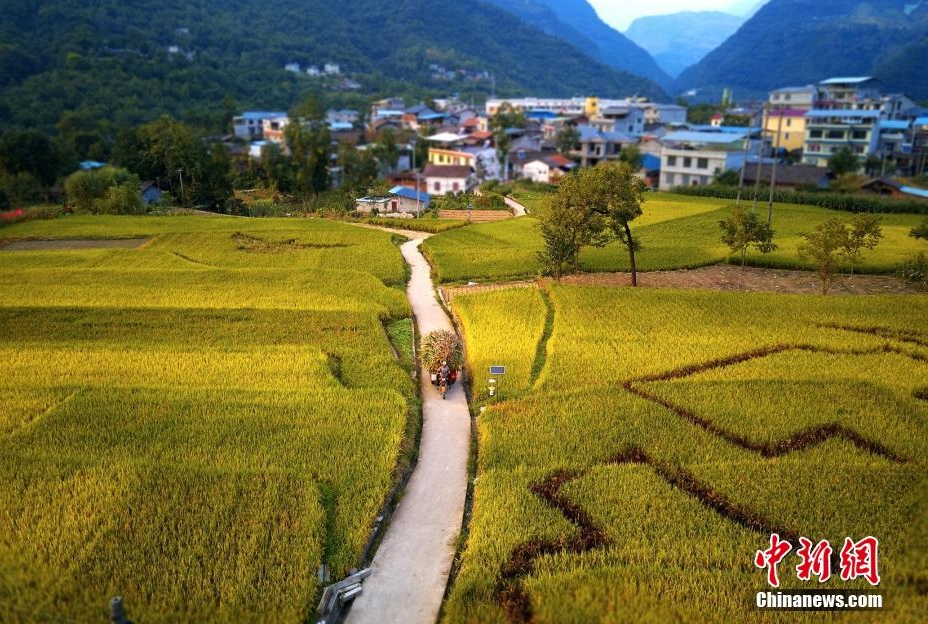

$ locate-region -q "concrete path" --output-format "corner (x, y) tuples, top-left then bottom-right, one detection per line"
(503, 195), (527, 216)
(346, 233), (471, 624)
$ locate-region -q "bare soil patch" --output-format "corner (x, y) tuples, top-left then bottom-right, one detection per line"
(0, 238), (152, 251)
(443, 265), (919, 299)
(555, 265), (918, 295)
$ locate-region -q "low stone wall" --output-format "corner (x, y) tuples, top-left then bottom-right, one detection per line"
(437, 209), (512, 222)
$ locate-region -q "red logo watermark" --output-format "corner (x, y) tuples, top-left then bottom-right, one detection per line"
(755, 534), (880, 588)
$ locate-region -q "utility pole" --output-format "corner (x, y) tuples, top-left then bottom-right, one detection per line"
(177, 169), (185, 208)
(767, 105), (784, 226)
(412, 138), (420, 217)
(752, 103), (767, 212)
(736, 134), (749, 207)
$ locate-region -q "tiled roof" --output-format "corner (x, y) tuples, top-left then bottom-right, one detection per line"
(423, 164), (472, 178)
(743, 164), (832, 186)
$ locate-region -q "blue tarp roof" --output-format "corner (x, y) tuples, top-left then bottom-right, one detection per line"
(389, 186), (431, 206)
(663, 131), (746, 144)
(79, 160), (107, 170)
(914, 117), (928, 126)
(900, 186), (928, 199)
(880, 120), (911, 130)
(241, 111), (286, 120)
(688, 125), (759, 133)
(641, 154), (661, 171)
(806, 110), (881, 118)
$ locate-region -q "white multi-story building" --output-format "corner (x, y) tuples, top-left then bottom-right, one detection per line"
(233, 111), (287, 140)
(802, 109), (881, 167)
(769, 86), (816, 110)
(660, 130), (760, 189)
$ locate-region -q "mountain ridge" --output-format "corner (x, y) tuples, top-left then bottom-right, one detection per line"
(625, 11), (746, 78)
(676, 0), (928, 100)
(0, 0), (667, 135)
(485, 0), (673, 87)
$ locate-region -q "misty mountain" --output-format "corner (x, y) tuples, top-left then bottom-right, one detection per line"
(625, 11), (746, 78)
(485, 0), (673, 88)
(676, 0), (928, 100)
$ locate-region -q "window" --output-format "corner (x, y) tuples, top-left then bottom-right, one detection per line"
(785, 133), (791, 141)
(826, 130), (844, 140)
(810, 130), (823, 139)
(786, 118), (792, 127)
(697, 158), (709, 169)
(434, 181), (441, 191)
(667, 155), (677, 166)
(785, 94), (792, 101)
(808, 144), (821, 153)
(453, 182), (460, 192)
(681, 174), (690, 186)
(683, 157), (692, 168)
(852, 130), (867, 140)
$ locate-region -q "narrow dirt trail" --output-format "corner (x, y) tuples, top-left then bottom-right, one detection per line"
(346, 232), (471, 624)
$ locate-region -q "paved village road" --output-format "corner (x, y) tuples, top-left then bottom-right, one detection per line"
(346, 232), (471, 624)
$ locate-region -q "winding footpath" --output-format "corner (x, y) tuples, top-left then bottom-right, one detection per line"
(347, 230), (471, 624)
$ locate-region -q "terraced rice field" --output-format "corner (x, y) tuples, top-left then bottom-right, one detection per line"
(447, 285), (928, 623)
(423, 194), (927, 283)
(0, 216), (413, 622)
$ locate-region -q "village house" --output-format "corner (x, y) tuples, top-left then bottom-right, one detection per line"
(388, 186), (432, 214)
(423, 164), (473, 194)
(860, 177), (928, 200)
(521, 154), (576, 184)
(742, 163), (833, 189)
(233, 111), (287, 140)
(574, 125), (633, 168)
(354, 195), (391, 214)
(660, 129), (761, 188)
(763, 108), (808, 153)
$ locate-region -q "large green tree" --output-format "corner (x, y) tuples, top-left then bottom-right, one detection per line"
(585, 163), (646, 286)
(490, 103), (526, 182)
(536, 170), (607, 277)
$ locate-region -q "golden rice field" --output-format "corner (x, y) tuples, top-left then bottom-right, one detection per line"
(0, 216), (413, 622)
(447, 285), (928, 623)
(423, 193), (928, 283)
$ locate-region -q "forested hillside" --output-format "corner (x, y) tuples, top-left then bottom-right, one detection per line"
(676, 0), (928, 99)
(0, 0), (665, 136)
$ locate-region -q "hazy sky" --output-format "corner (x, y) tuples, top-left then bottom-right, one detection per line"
(588, 0), (757, 31)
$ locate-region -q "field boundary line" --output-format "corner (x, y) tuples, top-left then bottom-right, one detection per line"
(169, 251), (216, 267)
(495, 446), (812, 624)
(529, 289), (555, 389)
(624, 343), (919, 463)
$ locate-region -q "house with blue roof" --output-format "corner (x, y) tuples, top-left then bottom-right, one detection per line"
(388, 186), (431, 215)
(233, 111), (287, 140)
